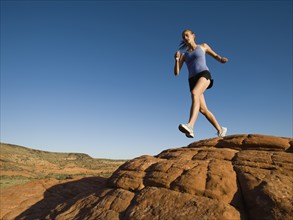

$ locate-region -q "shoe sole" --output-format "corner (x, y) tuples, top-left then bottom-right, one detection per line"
(185, 133), (194, 138)
(179, 124), (194, 138)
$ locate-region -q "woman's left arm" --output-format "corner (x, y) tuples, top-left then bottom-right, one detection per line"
(201, 43), (228, 64)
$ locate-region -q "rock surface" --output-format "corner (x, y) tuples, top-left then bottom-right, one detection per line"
(1, 134), (292, 220)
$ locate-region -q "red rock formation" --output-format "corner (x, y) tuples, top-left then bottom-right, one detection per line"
(1, 134), (292, 220)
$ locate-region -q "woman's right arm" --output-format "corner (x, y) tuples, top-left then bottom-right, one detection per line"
(174, 51), (185, 76)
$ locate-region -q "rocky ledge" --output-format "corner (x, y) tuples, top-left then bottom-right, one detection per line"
(15, 134), (293, 220)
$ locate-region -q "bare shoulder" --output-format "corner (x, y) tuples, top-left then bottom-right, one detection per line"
(200, 43), (211, 51)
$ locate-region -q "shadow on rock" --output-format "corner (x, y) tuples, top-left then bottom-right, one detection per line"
(15, 177), (107, 220)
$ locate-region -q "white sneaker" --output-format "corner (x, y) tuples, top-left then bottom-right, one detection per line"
(179, 123), (194, 138)
(218, 127), (227, 137)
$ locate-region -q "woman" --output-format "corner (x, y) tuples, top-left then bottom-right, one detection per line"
(174, 29), (228, 138)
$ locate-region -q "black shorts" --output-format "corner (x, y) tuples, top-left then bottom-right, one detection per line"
(188, 70), (214, 91)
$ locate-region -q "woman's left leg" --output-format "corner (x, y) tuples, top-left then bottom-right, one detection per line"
(199, 94), (222, 133)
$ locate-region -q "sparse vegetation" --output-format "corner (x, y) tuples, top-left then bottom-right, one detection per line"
(0, 175), (35, 189)
(0, 143), (127, 189)
(44, 173), (73, 180)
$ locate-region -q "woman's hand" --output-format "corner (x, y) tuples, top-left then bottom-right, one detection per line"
(220, 57), (228, 63)
(175, 51), (180, 61)
(174, 50), (184, 76)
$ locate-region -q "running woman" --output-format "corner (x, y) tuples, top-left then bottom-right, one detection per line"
(174, 29), (228, 138)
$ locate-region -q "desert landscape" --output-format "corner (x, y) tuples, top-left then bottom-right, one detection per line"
(0, 143), (126, 219)
(1, 134), (293, 220)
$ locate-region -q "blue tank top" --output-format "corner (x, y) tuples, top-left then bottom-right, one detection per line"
(184, 46), (209, 78)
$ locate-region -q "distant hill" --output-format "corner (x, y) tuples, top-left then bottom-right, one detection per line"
(0, 143), (126, 188)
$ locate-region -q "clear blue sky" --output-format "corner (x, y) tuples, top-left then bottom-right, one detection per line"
(1, 0), (292, 159)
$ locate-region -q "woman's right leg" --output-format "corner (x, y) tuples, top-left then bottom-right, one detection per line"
(187, 78), (210, 128)
(179, 77), (209, 138)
